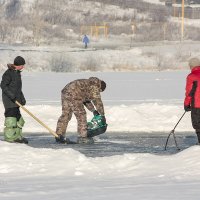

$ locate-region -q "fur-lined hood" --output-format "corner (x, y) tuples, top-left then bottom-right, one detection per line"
(7, 64), (16, 70)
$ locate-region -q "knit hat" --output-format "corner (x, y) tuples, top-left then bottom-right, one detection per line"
(14, 56), (26, 66)
(188, 57), (200, 68)
(100, 81), (106, 92)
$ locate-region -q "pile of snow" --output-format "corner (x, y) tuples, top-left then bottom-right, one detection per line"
(0, 103), (193, 133)
(1, 140), (200, 179)
(1, 138), (200, 199)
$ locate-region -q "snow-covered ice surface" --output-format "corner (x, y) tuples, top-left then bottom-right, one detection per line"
(1, 71), (200, 199)
(1, 139), (200, 200)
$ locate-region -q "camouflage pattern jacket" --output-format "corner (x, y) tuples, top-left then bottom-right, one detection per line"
(62, 77), (105, 115)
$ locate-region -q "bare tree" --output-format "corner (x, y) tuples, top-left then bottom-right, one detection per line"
(31, 0), (45, 46)
(0, 20), (9, 42)
(5, 0), (21, 19)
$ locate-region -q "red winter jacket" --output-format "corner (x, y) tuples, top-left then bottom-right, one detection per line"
(184, 66), (200, 108)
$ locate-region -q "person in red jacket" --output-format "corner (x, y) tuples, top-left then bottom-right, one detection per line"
(184, 57), (200, 143)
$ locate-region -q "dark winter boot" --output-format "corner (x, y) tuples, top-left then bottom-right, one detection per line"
(15, 137), (28, 144)
(77, 137), (94, 144)
(14, 117), (28, 144)
(55, 135), (66, 144)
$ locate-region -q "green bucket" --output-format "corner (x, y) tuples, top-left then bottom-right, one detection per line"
(87, 115), (107, 137)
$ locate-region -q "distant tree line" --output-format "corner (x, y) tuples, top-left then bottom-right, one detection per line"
(0, 0), (200, 45)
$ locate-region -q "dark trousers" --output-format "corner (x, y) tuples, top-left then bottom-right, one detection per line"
(191, 108), (200, 129)
(191, 108), (200, 143)
(4, 107), (21, 121)
(196, 131), (200, 143)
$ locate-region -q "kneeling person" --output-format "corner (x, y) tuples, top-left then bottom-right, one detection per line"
(56, 77), (106, 144)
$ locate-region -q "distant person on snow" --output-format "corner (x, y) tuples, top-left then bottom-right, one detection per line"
(184, 57), (200, 144)
(0, 56), (28, 144)
(83, 35), (89, 49)
(55, 77), (106, 144)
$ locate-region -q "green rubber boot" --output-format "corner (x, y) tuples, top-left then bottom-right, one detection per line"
(17, 117), (25, 128)
(4, 117), (28, 144)
(4, 117), (22, 142)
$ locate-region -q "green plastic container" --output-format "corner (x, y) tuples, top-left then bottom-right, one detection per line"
(87, 115), (107, 137)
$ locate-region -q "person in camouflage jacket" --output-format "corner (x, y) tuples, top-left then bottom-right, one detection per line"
(56, 77), (106, 144)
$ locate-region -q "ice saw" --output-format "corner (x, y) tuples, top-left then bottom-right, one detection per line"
(87, 115), (107, 137)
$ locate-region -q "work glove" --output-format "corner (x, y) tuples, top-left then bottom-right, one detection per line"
(93, 110), (100, 116)
(184, 105), (191, 112)
(21, 99), (26, 106)
(55, 135), (66, 144)
(101, 116), (106, 124)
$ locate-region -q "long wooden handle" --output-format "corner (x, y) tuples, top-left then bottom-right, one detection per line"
(15, 101), (59, 138)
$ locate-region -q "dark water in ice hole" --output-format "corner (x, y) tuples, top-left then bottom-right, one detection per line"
(1, 132), (197, 157)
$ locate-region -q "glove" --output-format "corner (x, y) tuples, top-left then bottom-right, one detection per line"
(21, 99), (26, 106)
(101, 116), (106, 124)
(93, 110), (100, 116)
(55, 135), (66, 144)
(184, 105), (191, 112)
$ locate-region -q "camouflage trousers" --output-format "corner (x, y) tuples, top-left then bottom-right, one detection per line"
(56, 95), (87, 137)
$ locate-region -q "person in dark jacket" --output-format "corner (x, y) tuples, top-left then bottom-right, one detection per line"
(0, 56), (28, 144)
(184, 57), (200, 143)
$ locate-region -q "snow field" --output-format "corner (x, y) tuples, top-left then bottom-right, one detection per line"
(0, 71), (199, 199)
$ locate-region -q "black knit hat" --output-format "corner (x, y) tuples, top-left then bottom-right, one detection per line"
(14, 56), (26, 66)
(101, 81), (106, 92)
